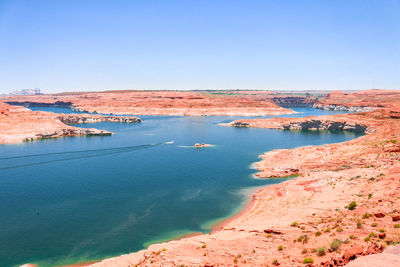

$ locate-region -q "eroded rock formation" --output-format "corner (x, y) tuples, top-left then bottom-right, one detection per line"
(57, 114), (141, 124)
(227, 116), (371, 133)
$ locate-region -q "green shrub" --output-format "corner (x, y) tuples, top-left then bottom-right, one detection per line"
(291, 221), (298, 227)
(394, 224), (400, 228)
(303, 257), (314, 264)
(347, 201), (357, 210)
(316, 247), (326, 256)
(330, 239), (342, 251)
(272, 259), (278, 266)
(363, 213), (372, 219)
(315, 231), (322, 236)
(278, 245), (283, 251)
(297, 235), (309, 244)
(369, 232), (376, 238)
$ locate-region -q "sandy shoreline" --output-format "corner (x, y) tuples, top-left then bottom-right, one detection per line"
(86, 107), (400, 266)
(14, 90), (400, 266)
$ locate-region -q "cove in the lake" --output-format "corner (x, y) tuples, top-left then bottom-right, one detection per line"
(0, 107), (361, 267)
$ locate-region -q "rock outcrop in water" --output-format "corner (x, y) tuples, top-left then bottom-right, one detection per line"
(23, 128), (112, 142)
(281, 119), (368, 132)
(313, 103), (376, 112)
(227, 116), (370, 133)
(57, 114), (141, 124)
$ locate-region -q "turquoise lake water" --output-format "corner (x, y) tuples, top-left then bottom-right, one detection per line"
(0, 107), (360, 267)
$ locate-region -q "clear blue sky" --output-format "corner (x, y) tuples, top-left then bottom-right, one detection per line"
(0, 0), (399, 93)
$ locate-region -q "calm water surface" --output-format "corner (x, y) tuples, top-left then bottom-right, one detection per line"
(0, 108), (359, 266)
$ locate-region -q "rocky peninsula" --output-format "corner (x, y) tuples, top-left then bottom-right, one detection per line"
(0, 103), (141, 144)
(86, 90), (400, 267)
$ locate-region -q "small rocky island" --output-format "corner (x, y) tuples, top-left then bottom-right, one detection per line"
(194, 143), (213, 148)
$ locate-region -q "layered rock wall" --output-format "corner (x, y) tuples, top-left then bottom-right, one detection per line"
(57, 114), (141, 124)
(228, 117), (370, 133)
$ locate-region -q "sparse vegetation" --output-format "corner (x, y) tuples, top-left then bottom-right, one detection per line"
(349, 234), (356, 239)
(297, 235), (309, 244)
(315, 231), (322, 236)
(371, 223), (378, 227)
(330, 239), (342, 251)
(364, 237), (370, 242)
(363, 213), (372, 219)
(303, 257), (314, 264)
(357, 220), (363, 229)
(368, 193), (373, 199)
(347, 201), (357, 210)
(278, 245), (283, 251)
(272, 259), (279, 266)
(369, 232), (376, 238)
(394, 224), (400, 228)
(291, 221), (298, 227)
(316, 247), (326, 256)
(337, 227), (343, 232)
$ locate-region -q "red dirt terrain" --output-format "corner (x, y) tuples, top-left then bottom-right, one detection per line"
(85, 90), (400, 267)
(2, 90), (296, 116)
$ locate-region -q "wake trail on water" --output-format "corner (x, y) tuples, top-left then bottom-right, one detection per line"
(0, 141), (174, 171)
